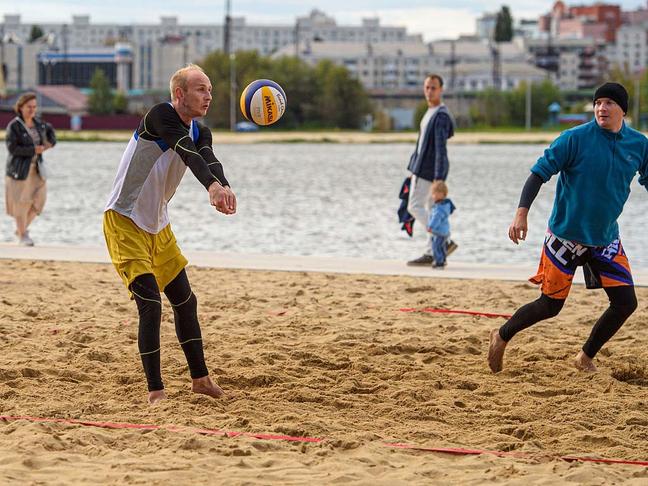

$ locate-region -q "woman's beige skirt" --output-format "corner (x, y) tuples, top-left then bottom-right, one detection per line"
(5, 162), (47, 218)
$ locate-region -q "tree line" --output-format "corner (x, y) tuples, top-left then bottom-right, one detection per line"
(469, 80), (562, 127)
(201, 51), (370, 129)
(412, 80), (564, 129)
(87, 51), (371, 128)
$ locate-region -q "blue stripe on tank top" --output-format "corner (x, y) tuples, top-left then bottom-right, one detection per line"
(191, 120), (199, 142)
(133, 130), (168, 151)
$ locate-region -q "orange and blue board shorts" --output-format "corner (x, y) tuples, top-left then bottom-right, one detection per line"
(103, 209), (188, 297)
(530, 230), (633, 300)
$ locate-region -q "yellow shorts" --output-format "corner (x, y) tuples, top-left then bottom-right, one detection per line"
(103, 210), (188, 296)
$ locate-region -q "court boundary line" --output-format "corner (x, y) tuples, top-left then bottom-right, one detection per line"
(2, 414), (647, 467)
(399, 308), (512, 319)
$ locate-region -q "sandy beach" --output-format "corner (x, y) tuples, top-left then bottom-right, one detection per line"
(1, 259), (647, 483)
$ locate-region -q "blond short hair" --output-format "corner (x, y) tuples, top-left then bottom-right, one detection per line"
(431, 180), (448, 197)
(169, 63), (206, 102)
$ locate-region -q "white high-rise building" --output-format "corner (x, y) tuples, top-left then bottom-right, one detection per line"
(0, 10), (419, 91)
(613, 24), (648, 74)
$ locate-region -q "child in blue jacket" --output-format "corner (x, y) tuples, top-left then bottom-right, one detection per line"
(427, 181), (456, 268)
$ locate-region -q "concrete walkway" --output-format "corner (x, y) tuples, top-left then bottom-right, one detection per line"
(2, 243), (647, 286)
(0, 130), (563, 145)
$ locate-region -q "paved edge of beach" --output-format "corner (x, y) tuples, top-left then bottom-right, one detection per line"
(0, 130), (567, 144)
(2, 243), (647, 286)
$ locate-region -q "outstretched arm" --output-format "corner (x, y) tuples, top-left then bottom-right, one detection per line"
(197, 124), (236, 214)
(508, 173), (544, 244)
(196, 125), (230, 187)
(508, 132), (572, 245)
(144, 104), (235, 214)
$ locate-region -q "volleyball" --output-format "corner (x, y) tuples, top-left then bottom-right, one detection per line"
(239, 79), (287, 126)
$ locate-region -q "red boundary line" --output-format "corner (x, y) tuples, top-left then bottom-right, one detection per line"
(399, 308), (512, 319)
(2, 415), (647, 467)
(385, 443), (648, 467)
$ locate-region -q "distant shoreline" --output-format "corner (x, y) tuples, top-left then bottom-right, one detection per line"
(0, 130), (565, 144)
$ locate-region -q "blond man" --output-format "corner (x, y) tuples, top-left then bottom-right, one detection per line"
(104, 64), (236, 404)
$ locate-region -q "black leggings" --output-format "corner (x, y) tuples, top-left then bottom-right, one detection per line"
(129, 269), (208, 391)
(499, 286), (637, 358)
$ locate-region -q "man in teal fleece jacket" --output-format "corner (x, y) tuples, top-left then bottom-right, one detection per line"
(488, 82), (648, 374)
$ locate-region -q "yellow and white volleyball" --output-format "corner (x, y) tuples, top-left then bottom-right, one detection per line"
(239, 79), (287, 126)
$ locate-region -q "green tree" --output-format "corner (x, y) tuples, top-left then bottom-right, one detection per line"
(267, 56), (317, 127)
(608, 65), (637, 119)
(494, 6), (513, 42)
(313, 60), (371, 128)
(507, 80), (562, 127)
(113, 91), (128, 114)
(479, 88), (511, 126)
(202, 50), (271, 128)
(608, 66), (633, 95)
(608, 64), (633, 88)
(201, 51), (372, 129)
(638, 70), (648, 127)
(88, 69), (114, 115)
(29, 25), (44, 43)
(373, 109), (393, 130)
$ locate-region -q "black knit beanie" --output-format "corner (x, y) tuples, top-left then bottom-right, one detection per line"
(593, 82), (628, 114)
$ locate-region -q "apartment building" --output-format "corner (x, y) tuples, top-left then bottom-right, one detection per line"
(0, 10), (414, 91)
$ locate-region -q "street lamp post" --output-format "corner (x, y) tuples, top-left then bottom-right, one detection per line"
(229, 53), (236, 131)
(224, 0), (236, 131)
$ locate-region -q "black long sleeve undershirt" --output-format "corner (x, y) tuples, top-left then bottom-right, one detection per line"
(138, 104), (225, 190)
(197, 125), (230, 188)
(518, 172), (544, 209)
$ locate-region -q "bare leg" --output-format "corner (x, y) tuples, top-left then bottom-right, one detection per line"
(488, 329), (507, 373)
(148, 389), (167, 405)
(25, 207), (39, 230)
(192, 375), (224, 398)
(574, 350), (597, 373)
(15, 214), (27, 238)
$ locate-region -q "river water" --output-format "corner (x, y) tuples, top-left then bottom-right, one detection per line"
(1, 142), (646, 268)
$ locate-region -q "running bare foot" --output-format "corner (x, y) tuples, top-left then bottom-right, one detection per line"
(148, 389), (167, 405)
(488, 328), (507, 373)
(192, 375), (224, 398)
(574, 350), (597, 373)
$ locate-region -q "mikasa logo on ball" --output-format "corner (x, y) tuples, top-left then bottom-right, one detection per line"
(240, 79), (287, 126)
(264, 93), (274, 122)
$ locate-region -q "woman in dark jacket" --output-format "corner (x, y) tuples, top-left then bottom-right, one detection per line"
(5, 92), (56, 246)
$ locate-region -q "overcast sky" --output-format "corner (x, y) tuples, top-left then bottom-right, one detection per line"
(1, 1), (647, 41)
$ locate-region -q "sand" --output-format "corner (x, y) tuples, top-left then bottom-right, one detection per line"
(1, 259), (647, 484)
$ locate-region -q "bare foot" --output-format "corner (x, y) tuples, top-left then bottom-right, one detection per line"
(148, 389), (167, 405)
(488, 329), (507, 373)
(192, 375), (224, 399)
(574, 350), (597, 373)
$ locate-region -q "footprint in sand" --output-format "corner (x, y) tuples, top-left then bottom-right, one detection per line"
(0, 368), (21, 381)
(20, 368), (42, 378)
(69, 332), (94, 344)
(179, 437), (206, 451)
(85, 350), (116, 363)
